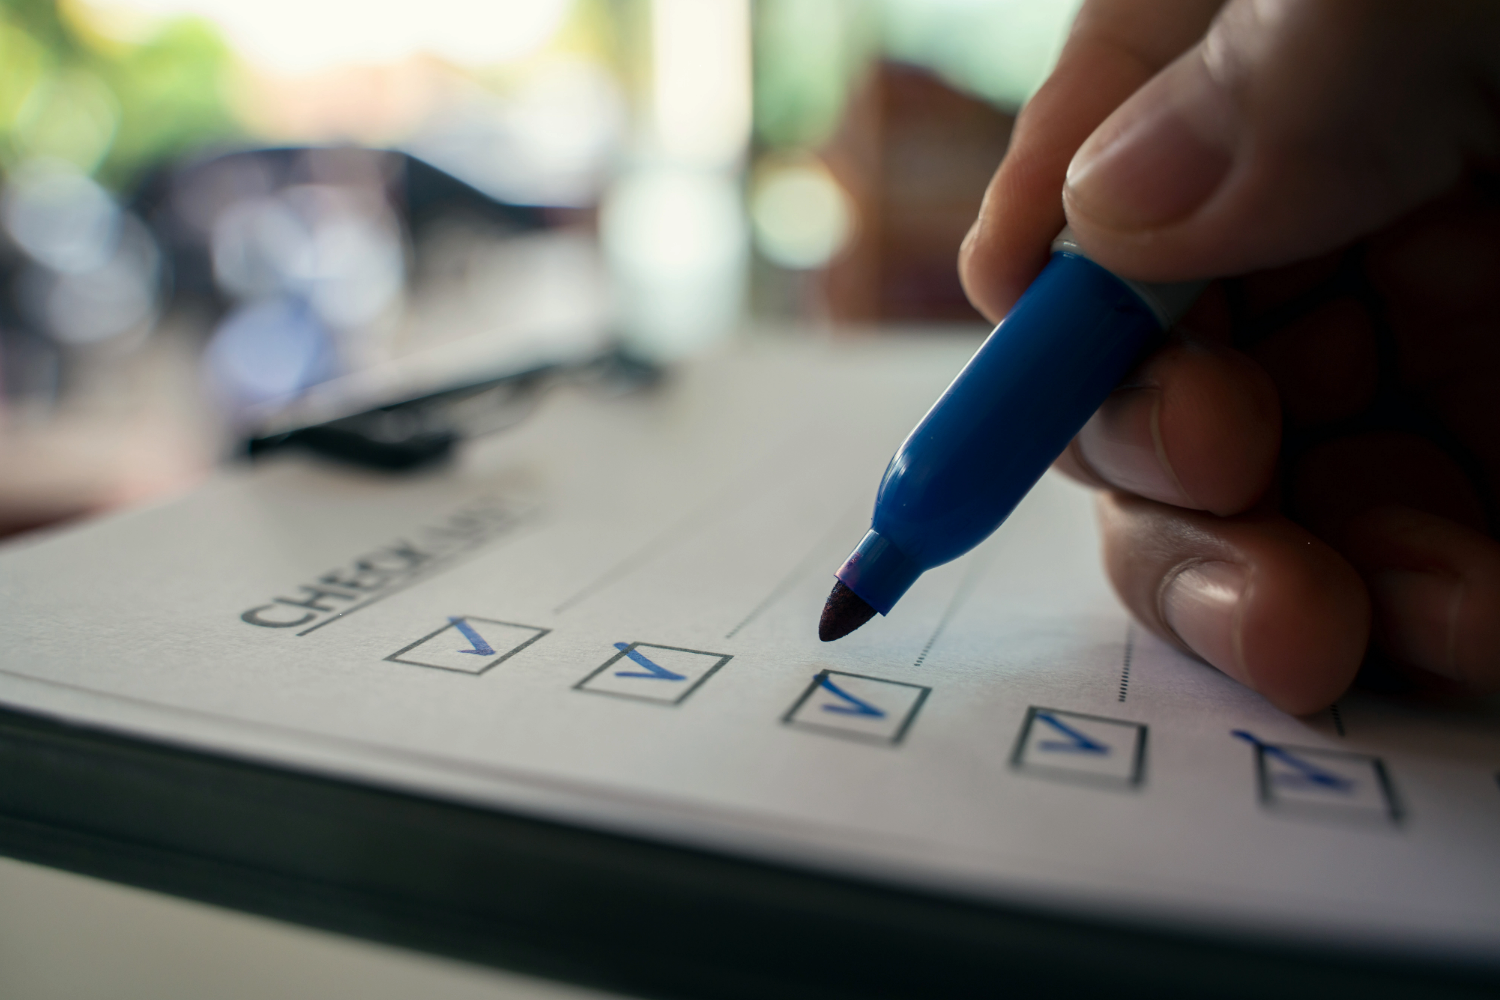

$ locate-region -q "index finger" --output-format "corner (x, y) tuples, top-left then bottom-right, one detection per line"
(959, 0), (1224, 322)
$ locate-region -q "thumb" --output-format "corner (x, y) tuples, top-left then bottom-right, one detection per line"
(1062, 0), (1500, 282)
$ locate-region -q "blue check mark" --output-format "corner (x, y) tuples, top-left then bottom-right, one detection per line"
(613, 642), (686, 681)
(449, 616), (495, 656)
(1035, 712), (1110, 754)
(1233, 730), (1354, 792)
(818, 675), (886, 717)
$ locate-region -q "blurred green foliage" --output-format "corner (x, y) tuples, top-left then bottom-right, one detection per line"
(0, 0), (240, 191)
(753, 0), (875, 150)
(753, 0), (1082, 152)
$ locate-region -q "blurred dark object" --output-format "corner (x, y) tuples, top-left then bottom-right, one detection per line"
(245, 343), (662, 471)
(0, 147), (554, 420)
(127, 146), (555, 422)
(821, 62), (1014, 322)
(0, 164), (167, 413)
(133, 146), (548, 319)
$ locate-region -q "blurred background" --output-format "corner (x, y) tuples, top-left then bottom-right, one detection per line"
(0, 0), (1082, 535)
(1, 1), (1083, 994)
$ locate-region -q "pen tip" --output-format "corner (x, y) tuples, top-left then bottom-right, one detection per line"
(819, 580), (877, 642)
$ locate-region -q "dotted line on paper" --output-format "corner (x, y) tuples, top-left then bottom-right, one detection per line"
(912, 553), (992, 668)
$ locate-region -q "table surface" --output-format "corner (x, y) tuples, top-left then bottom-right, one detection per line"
(0, 856), (622, 1000)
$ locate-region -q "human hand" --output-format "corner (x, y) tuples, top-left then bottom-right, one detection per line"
(959, 0), (1500, 714)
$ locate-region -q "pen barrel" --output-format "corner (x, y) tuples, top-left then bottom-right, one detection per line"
(848, 251), (1165, 613)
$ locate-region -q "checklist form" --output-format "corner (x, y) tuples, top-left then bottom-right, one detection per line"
(0, 336), (1498, 971)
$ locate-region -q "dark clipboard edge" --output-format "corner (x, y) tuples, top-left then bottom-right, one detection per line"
(0, 705), (1492, 1000)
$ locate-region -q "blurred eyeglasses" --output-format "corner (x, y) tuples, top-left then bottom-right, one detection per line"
(135, 146), (548, 420)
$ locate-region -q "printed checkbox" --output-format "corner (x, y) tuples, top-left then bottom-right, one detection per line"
(1235, 731), (1401, 823)
(385, 617), (549, 675)
(575, 642), (730, 705)
(1010, 707), (1147, 787)
(782, 671), (930, 745)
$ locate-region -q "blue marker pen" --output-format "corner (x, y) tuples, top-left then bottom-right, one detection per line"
(818, 229), (1204, 641)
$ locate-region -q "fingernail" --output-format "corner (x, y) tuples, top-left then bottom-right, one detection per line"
(1065, 57), (1235, 231)
(1161, 560), (1249, 685)
(1367, 570), (1464, 681)
(1076, 387), (1193, 506)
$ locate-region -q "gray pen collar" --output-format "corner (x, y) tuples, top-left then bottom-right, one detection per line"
(1051, 227), (1206, 329)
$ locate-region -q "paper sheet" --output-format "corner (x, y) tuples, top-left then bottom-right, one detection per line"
(2, 335), (1498, 963)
